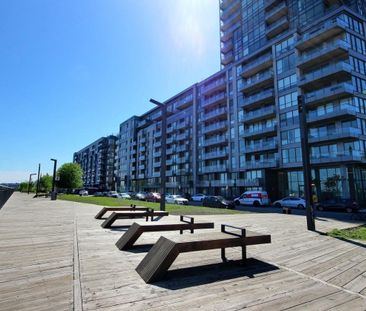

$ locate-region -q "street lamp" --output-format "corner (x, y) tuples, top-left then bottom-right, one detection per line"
(35, 163), (41, 197)
(150, 98), (167, 211)
(28, 173), (37, 194)
(50, 158), (57, 200)
(298, 95), (316, 231)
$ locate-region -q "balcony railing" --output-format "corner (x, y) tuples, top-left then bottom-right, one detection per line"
(241, 106), (276, 123)
(304, 83), (354, 105)
(299, 62), (352, 86)
(243, 124), (277, 137)
(311, 153), (366, 164)
(245, 141), (278, 153)
(240, 89), (275, 107)
(202, 78), (226, 94)
(240, 70), (274, 91)
(245, 159), (279, 169)
(307, 104), (358, 123)
(308, 127), (361, 143)
(202, 92), (226, 108)
(202, 151), (228, 160)
(265, 1), (287, 24)
(202, 121), (227, 134)
(202, 107), (227, 121)
(238, 53), (272, 77)
(203, 135), (228, 146)
(201, 165), (227, 173)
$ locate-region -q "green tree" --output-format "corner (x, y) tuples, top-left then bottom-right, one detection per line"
(19, 181), (30, 192)
(57, 163), (83, 190)
(39, 174), (53, 193)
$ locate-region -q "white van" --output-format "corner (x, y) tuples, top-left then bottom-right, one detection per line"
(234, 191), (270, 207)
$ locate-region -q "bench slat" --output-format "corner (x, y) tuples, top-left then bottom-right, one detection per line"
(101, 211), (169, 228)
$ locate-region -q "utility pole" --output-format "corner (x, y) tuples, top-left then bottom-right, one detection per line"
(150, 98), (167, 211)
(28, 173), (37, 194)
(50, 158), (57, 200)
(298, 95), (316, 231)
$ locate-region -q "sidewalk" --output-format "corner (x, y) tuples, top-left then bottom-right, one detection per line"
(0, 193), (365, 310)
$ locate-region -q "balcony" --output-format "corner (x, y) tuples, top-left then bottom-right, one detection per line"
(221, 40), (233, 53)
(245, 159), (279, 170)
(264, 0), (283, 11)
(153, 141), (162, 148)
(166, 148), (174, 155)
(154, 131), (161, 138)
(239, 53), (273, 78)
(176, 133), (188, 141)
(266, 16), (289, 38)
(242, 124), (277, 138)
(242, 106), (276, 123)
(236, 178), (264, 187)
(220, 9), (241, 31)
(202, 121), (228, 135)
(308, 127), (361, 144)
(221, 51), (234, 65)
(138, 164), (145, 170)
(139, 155), (146, 161)
(202, 151), (228, 161)
(203, 135), (228, 147)
(304, 83), (354, 105)
(245, 141), (278, 153)
(239, 71), (274, 94)
(296, 19), (347, 50)
(176, 121), (189, 130)
(220, 0), (240, 20)
(239, 89), (275, 109)
(176, 156), (189, 164)
(202, 107), (227, 122)
(175, 94), (193, 110)
(137, 174), (145, 179)
(311, 154), (366, 164)
(202, 78), (226, 95)
(153, 151), (161, 158)
(176, 145), (187, 153)
(265, 2), (288, 24)
(153, 161), (161, 168)
(202, 92), (226, 108)
(297, 40), (350, 69)
(307, 105), (358, 124)
(201, 165), (227, 173)
(299, 62), (352, 89)
(221, 22), (240, 42)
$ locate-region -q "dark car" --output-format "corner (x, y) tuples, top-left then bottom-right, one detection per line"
(315, 198), (359, 213)
(145, 192), (161, 202)
(202, 196), (235, 209)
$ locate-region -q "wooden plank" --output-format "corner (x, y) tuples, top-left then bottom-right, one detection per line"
(101, 211), (169, 228)
(95, 206), (148, 219)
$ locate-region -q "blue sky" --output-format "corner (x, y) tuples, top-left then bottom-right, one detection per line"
(0, 0), (220, 182)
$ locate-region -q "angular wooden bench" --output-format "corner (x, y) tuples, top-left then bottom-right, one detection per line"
(115, 216), (214, 250)
(95, 205), (147, 219)
(101, 208), (169, 229)
(136, 224), (271, 283)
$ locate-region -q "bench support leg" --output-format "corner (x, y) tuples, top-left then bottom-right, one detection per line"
(221, 248), (227, 263)
(241, 245), (247, 264)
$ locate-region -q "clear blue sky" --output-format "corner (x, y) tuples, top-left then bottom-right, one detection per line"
(0, 0), (220, 183)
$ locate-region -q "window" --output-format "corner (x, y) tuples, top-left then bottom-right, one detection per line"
(279, 91), (298, 109)
(280, 110), (299, 127)
(281, 128), (300, 145)
(276, 54), (295, 75)
(276, 36), (295, 55)
(278, 74), (297, 91)
(282, 147), (302, 163)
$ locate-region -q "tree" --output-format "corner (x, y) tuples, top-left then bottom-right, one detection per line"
(39, 174), (53, 193)
(57, 163), (83, 190)
(19, 181), (29, 192)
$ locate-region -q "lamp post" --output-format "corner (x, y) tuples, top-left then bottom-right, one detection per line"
(28, 173), (37, 194)
(298, 95), (316, 231)
(50, 158), (57, 200)
(150, 98), (167, 211)
(35, 163), (41, 197)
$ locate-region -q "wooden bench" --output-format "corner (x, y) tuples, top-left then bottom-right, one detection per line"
(136, 224), (271, 283)
(115, 216), (214, 250)
(95, 205), (147, 219)
(101, 208), (169, 228)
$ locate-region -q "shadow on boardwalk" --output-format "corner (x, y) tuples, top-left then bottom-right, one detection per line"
(154, 258), (279, 290)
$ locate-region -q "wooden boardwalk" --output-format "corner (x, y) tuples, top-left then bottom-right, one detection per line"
(0, 193), (366, 310)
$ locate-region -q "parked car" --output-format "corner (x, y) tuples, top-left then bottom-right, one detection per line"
(127, 191), (137, 199)
(118, 192), (131, 199)
(79, 190), (88, 196)
(135, 192), (147, 201)
(202, 196), (235, 209)
(107, 191), (119, 198)
(315, 198), (359, 213)
(273, 197), (305, 209)
(94, 192), (103, 197)
(145, 192), (161, 202)
(191, 193), (206, 202)
(234, 191), (270, 207)
(165, 194), (189, 205)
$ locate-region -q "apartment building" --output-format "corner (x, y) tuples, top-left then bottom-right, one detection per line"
(73, 135), (117, 190)
(76, 0), (366, 204)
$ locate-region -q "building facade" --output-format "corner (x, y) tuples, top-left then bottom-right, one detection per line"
(76, 0), (366, 204)
(73, 135), (117, 190)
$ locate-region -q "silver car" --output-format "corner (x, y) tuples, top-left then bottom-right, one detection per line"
(273, 197), (305, 209)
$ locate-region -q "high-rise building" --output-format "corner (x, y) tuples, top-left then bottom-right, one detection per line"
(77, 0), (366, 204)
(73, 135), (117, 190)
